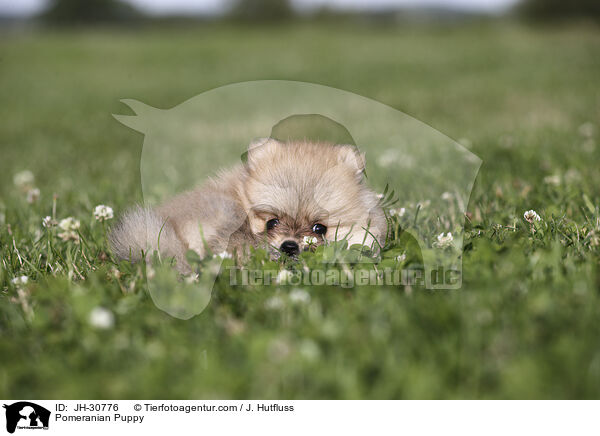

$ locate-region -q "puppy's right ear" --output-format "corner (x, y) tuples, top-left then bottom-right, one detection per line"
(244, 137), (282, 168)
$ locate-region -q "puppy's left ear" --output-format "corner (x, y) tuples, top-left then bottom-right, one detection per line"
(337, 145), (366, 179)
(245, 137), (282, 169)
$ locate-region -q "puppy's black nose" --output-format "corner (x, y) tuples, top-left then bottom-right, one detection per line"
(280, 240), (299, 256)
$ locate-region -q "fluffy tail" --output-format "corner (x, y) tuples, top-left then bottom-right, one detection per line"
(109, 206), (188, 269)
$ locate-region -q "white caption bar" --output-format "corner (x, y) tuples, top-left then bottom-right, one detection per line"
(1, 400), (598, 435)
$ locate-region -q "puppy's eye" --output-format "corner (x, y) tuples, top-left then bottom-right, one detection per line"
(312, 223), (327, 235)
(266, 218), (279, 231)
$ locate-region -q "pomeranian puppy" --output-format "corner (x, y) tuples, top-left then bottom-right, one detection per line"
(110, 138), (386, 272)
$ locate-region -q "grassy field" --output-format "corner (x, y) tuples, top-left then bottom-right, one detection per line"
(1, 21), (600, 399)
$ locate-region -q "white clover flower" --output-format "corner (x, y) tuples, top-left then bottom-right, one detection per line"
(390, 207), (407, 217)
(303, 236), (317, 245)
(289, 288), (311, 304)
(110, 267), (121, 280)
(523, 210), (541, 224)
(217, 251), (232, 259)
(93, 205), (114, 222)
(578, 122), (595, 138)
(11, 276), (29, 286)
(565, 168), (581, 183)
(588, 230), (600, 248)
(276, 269), (294, 284)
(396, 252), (407, 262)
(13, 170), (34, 189)
(376, 149), (416, 168)
(184, 273), (199, 284)
(145, 265), (156, 280)
(299, 339), (320, 362)
(26, 188), (40, 204)
(42, 216), (57, 228)
(58, 217), (81, 242)
(88, 307), (115, 329)
(376, 149), (402, 168)
(543, 175), (561, 186)
(390, 207), (407, 218)
(417, 200), (431, 209)
(265, 295), (285, 310)
(433, 232), (454, 249)
(59, 217), (80, 231)
(582, 139), (596, 153)
(441, 192), (453, 201)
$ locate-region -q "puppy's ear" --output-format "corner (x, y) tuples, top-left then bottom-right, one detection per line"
(245, 137), (282, 168)
(337, 144), (366, 178)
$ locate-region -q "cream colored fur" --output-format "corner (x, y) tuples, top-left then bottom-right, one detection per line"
(109, 139), (386, 271)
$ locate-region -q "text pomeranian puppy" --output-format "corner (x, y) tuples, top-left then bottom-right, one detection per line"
(110, 138), (386, 272)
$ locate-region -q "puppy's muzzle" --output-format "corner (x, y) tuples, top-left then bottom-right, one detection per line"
(280, 240), (299, 256)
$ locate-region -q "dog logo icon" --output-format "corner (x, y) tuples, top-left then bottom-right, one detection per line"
(3, 402), (50, 433)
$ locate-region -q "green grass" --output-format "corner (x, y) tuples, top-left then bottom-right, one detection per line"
(1, 21), (600, 399)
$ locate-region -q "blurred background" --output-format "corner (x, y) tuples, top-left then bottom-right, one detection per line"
(1, 0), (599, 23)
(1, 0), (598, 207)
